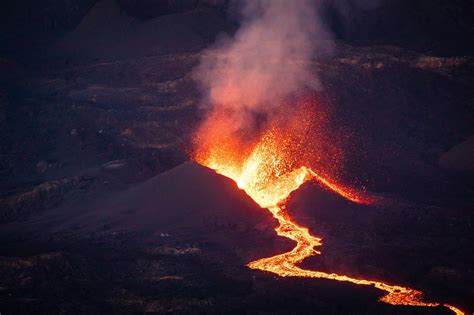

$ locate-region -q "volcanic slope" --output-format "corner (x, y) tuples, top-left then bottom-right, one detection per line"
(1, 162), (286, 256)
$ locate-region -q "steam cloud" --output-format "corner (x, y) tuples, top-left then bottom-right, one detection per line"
(194, 0), (331, 130)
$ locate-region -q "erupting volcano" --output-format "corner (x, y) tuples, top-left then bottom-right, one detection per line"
(193, 99), (464, 315)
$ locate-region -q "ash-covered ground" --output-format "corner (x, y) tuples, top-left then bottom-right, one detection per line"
(0, 1), (473, 314)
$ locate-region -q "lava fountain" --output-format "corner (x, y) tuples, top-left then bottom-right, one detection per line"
(193, 99), (463, 315)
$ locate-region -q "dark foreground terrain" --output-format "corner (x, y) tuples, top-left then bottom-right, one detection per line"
(1, 0), (473, 314)
(1, 162), (472, 314)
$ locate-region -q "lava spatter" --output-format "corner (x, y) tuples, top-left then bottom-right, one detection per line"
(194, 109), (464, 315)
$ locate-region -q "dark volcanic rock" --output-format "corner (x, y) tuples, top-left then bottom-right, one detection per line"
(0, 162), (285, 261)
(439, 135), (474, 172)
(287, 180), (473, 312)
(0, 163), (296, 314)
(0, 176), (95, 223)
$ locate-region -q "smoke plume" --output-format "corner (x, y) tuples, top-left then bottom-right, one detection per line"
(194, 0), (331, 131)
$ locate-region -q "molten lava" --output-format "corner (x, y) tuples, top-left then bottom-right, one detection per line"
(194, 102), (463, 315)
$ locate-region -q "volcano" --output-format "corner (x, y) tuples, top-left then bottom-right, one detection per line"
(1, 0), (473, 314)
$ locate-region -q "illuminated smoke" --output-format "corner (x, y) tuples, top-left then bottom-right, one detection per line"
(193, 0), (331, 131)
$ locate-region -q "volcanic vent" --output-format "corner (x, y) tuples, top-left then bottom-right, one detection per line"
(192, 97), (463, 315)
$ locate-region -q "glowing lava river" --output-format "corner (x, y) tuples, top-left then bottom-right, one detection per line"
(194, 117), (464, 314)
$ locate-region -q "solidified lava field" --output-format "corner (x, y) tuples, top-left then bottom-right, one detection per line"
(1, 1), (473, 314)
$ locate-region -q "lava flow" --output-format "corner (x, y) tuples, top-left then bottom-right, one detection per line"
(193, 105), (463, 315)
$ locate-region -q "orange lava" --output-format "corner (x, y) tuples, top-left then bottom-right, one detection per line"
(193, 103), (463, 315)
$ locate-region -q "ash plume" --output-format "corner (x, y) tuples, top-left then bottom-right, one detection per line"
(193, 0), (332, 131)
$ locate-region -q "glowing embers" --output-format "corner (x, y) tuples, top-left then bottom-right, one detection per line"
(194, 101), (367, 208)
(193, 102), (463, 314)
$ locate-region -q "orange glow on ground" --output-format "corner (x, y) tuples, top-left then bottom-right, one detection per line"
(193, 101), (463, 315)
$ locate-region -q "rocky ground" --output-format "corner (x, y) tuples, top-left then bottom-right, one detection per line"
(0, 0), (473, 314)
